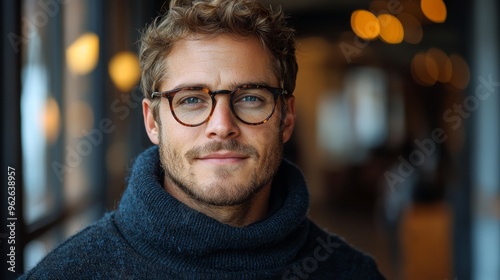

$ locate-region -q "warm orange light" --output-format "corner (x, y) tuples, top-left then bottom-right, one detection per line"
(398, 12), (423, 44)
(378, 14), (404, 44)
(41, 97), (60, 144)
(351, 10), (380, 40)
(411, 52), (438, 86)
(421, 0), (447, 23)
(449, 54), (470, 89)
(66, 33), (100, 75)
(108, 51), (141, 92)
(427, 48), (452, 83)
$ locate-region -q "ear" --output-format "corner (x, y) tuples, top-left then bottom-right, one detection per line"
(281, 96), (296, 143)
(143, 98), (160, 144)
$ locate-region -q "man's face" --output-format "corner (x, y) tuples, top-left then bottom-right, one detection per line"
(144, 34), (295, 207)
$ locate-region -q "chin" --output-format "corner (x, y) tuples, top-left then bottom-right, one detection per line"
(192, 181), (261, 207)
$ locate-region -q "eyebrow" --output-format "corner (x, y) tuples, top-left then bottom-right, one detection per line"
(167, 81), (275, 91)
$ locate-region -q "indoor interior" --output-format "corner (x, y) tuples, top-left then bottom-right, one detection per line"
(1, 0), (499, 279)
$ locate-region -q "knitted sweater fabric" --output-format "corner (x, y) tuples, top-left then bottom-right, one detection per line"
(21, 146), (385, 279)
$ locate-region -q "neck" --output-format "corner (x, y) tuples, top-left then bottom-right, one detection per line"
(163, 178), (271, 227)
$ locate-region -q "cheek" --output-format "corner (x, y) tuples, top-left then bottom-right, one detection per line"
(161, 123), (203, 152)
(249, 125), (281, 155)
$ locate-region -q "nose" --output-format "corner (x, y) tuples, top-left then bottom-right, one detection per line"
(204, 95), (240, 139)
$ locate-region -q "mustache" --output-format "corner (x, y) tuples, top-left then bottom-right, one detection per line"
(185, 140), (259, 161)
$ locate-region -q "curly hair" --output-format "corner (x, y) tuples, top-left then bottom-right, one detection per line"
(139, 0), (297, 121)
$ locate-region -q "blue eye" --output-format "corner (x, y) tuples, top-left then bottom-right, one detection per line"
(174, 89), (211, 108)
(183, 97), (203, 104)
(240, 96), (259, 102)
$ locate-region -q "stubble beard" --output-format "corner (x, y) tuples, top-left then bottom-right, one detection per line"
(158, 126), (283, 207)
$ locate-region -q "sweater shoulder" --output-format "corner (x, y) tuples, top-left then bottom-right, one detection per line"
(20, 212), (135, 279)
(288, 220), (386, 279)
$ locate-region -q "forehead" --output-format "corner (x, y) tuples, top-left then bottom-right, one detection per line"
(161, 34), (278, 90)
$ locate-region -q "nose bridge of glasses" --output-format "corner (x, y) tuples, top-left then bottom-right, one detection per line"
(210, 89), (234, 114)
(210, 89), (236, 109)
(211, 89), (234, 98)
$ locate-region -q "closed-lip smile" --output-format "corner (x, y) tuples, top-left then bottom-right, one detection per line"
(197, 151), (248, 163)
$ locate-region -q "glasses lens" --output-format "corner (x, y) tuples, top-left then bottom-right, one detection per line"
(232, 87), (276, 124)
(171, 88), (212, 125)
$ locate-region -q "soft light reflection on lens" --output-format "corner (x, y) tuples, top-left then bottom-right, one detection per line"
(66, 33), (100, 75)
(108, 51), (141, 92)
(378, 14), (404, 44)
(351, 10), (380, 40)
(421, 0), (447, 23)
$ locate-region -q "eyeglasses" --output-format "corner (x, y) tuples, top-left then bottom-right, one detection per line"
(151, 84), (289, 127)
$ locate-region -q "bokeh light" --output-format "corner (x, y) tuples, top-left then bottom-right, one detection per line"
(427, 48), (452, 83)
(108, 51), (141, 92)
(411, 52), (438, 86)
(421, 0), (447, 23)
(66, 33), (100, 75)
(41, 97), (60, 144)
(378, 14), (404, 44)
(351, 10), (380, 40)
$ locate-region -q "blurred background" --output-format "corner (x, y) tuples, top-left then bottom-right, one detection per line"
(1, 0), (499, 279)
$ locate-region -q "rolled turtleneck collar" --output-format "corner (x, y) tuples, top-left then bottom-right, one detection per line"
(114, 145), (311, 276)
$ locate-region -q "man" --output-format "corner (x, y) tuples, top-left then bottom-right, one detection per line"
(22, 0), (385, 279)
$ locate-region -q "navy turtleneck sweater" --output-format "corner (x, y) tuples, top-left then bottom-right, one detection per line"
(21, 146), (385, 279)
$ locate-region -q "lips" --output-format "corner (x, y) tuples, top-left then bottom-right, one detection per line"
(197, 151), (249, 163)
